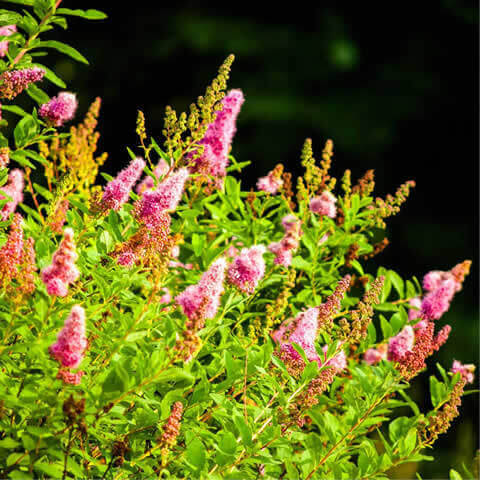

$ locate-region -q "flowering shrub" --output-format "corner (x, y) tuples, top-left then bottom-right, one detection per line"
(0, 3), (476, 479)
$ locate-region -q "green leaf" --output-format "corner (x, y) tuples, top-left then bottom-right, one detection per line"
(449, 469), (463, 480)
(429, 376), (447, 407)
(56, 8), (107, 20)
(37, 40), (89, 64)
(102, 363), (129, 394)
(0, 437), (20, 448)
(26, 83), (50, 105)
(233, 414), (252, 448)
(34, 462), (63, 478)
(14, 115), (38, 147)
(185, 437), (206, 471)
(0, 9), (22, 26)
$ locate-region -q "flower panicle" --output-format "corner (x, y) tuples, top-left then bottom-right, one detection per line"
(0, 67), (45, 99)
(159, 401), (184, 466)
(41, 227), (79, 297)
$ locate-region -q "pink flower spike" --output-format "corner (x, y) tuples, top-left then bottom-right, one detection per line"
(0, 67), (45, 99)
(408, 297), (422, 321)
(136, 158), (169, 194)
(364, 346), (387, 365)
(41, 228), (79, 297)
(0, 213), (23, 284)
(50, 305), (87, 369)
(39, 92), (78, 127)
(189, 89), (245, 179)
(1, 168), (24, 221)
(268, 241), (293, 268)
(57, 369), (85, 385)
(451, 360), (475, 384)
(176, 257), (227, 320)
(309, 191), (337, 218)
(281, 307), (321, 364)
(102, 157), (145, 211)
(322, 345), (348, 372)
(136, 168), (189, 228)
(0, 25), (16, 57)
(227, 245), (266, 294)
(421, 278), (456, 320)
(257, 171), (283, 194)
(388, 325), (415, 362)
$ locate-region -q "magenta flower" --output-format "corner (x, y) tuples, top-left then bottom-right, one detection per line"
(269, 215), (302, 267)
(227, 245), (266, 294)
(322, 345), (348, 372)
(364, 345), (388, 365)
(136, 168), (189, 228)
(102, 157), (145, 211)
(136, 159), (170, 194)
(268, 241), (293, 267)
(39, 92), (78, 127)
(41, 228), (79, 297)
(0, 67), (45, 99)
(257, 170), (283, 194)
(407, 297), (422, 321)
(176, 257), (227, 320)
(0, 25), (16, 57)
(50, 305), (87, 369)
(280, 307), (321, 364)
(451, 360), (475, 384)
(387, 325), (415, 361)
(189, 89), (245, 179)
(421, 278), (456, 320)
(0, 168), (23, 221)
(309, 191), (337, 218)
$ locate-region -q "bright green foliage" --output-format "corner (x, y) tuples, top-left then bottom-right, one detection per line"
(0, 3), (475, 480)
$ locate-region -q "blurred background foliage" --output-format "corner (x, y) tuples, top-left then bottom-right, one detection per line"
(16, 1), (477, 477)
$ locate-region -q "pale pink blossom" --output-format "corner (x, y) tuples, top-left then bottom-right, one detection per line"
(228, 245), (266, 294)
(41, 228), (79, 297)
(268, 241), (292, 267)
(408, 297), (422, 321)
(136, 168), (188, 228)
(257, 171), (283, 194)
(451, 360), (475, 384)
(281, 215), (300, 234)
(0, 168), (24, 220)
(176, 257), (227, 320)
(309, 191), (337, 218)
(364, 345), (388, 365)
(102, 157), (145, 211)
(421, 278), (456, 320)
(189, 89), (244, 179)
(136, 159), (169, 194)
(0, 25), (16, 57)
(39, 92), (77, 126)
(49, 305), (87, 369)
(280, 308), (321, 364)
(387, 325), (415, 361)
(322, 345), (348, 372)
(159, 288), (172, 304)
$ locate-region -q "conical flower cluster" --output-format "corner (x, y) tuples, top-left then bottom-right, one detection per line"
(176, 257), (227, 321)
(136, 168), (189, 228)
(309, 190), (337, 218)
(102, 157), (145, 211)
(1, 168), (24, 221)
(190, 89), (244, 180)
(41, 228), (79, 297)
(227, 245), (266, 294)
(39, 92), (78, 127)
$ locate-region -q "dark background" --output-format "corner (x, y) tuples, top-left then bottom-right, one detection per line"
(23, 1), (480, 477)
